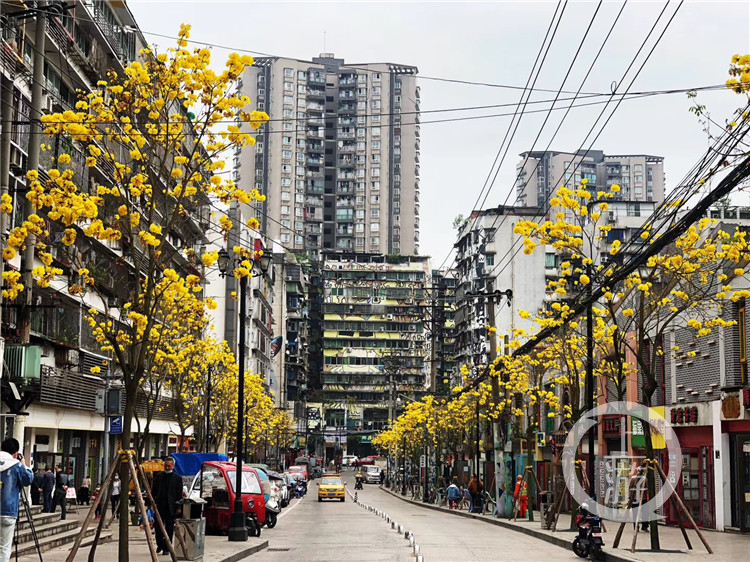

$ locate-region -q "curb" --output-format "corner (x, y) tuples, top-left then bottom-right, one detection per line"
(217, 540), (269, 562)
(348, 487), (424, 562)
(379, 486), (640, 562)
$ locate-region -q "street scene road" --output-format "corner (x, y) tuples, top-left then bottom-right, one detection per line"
(251, 470), (577, 562)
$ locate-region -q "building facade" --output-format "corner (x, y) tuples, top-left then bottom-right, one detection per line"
(321, 252), (430, 455)
(515, 150), (665, 211)
(236, 54), (421, 255)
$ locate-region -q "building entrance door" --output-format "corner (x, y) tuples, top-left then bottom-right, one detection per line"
(731, 434), (750, 530)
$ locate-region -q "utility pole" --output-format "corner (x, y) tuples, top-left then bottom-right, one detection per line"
(585, 262), (595, 499)
(487, 280), (503, 516)
(13, 0), (46, 446)
(205, 365), (212, 452)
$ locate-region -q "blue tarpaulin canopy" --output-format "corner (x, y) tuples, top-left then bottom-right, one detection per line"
(171, 453), (227, 476)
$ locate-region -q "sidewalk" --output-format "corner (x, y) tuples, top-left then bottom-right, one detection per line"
(380, 486), (748, 562)
(17, 522), (268, 562)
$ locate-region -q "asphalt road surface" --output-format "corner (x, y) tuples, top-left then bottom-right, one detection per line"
(244, 468), (581, 562)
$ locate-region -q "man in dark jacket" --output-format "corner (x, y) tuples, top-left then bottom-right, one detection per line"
(31, 469), (43, 506)
(42, 467), (55, 513)
(151, 457), (183, 555)
(50, 465), (68, 520)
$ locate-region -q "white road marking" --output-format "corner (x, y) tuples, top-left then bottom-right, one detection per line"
(277, 497), (302, 519)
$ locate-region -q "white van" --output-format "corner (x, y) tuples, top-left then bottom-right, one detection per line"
(364, 465), (381, 484)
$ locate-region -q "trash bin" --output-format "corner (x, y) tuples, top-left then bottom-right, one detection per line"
(540, 491), (554, 530)
(174, 498), (206, 561)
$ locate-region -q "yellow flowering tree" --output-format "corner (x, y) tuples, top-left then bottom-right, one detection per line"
(0, 25), (269, 556)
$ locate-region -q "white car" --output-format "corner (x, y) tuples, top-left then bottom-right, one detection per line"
(364, 465), (381, 484)
(342, 455), (358, 467)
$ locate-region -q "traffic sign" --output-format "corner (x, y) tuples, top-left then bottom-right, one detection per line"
(109, 415), (123, 435)
(420, 455), (426, 468)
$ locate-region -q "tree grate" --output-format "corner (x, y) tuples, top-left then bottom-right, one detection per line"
(267, 548), (292, 552)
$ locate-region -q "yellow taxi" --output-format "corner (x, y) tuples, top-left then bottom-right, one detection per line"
(317, 475), (346, 502)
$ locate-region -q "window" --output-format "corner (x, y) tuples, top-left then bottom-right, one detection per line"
(296, 180), (304, 189)
(373, 73), (381, 81)
(371, 181), (380, 190)
(371, 209), (380, 218)
(356, 237), (365, 247)
(357, 182), (366, 192)
(295, 193), (304, 202)
(372, 115), (381, 123)
(357, 88), (367, 96)
(370, 195), (379, 204)
(295, 235), (303, 245)
(283, 122), (293, 131)
(283, 96), (293, 105)
(371, 100), (381, 110)
(295, 207), (304, 217)
(284, 82), (293, 91)
(357, 101), (366, 111)
(358, 75), (367, 84)
(281, 219), (291, 228)
(297, 98), (306, 107)
(281, 205), (290, 215)
(281, 233), (291, 243)
(284, 68), (294, 78)
(257, 102), (265, 110)
(634, 164), (643, 172)
(372, 127), (381, 137)
(281, 191), (291, 201)
(634, 175), (643, 184)
(356, 196), (365, 205)
(283, 109), (293, 118)
(371, 236), (380, 245)
(357, 128), (366, 137)
(371, 168), (380, 178)
(282, 150), (292, 159)
(282, 165), (292, 174)
(370, 223), (380, 232)
(486, 254), (495, 266)
(356, 169), (365, 178)
(355, 223), (365, 233)
(297, 84), (306, 94)
(372, 154), (380, 163)
(282, 136), (292, 146)
(295, 221), (303, 230)
(545, 253), (556, 268)
(281, 178), (291, 187)
(296, 166), (305, 175)
(357, 142), (366, 151)
(372, 140), (380, 150)
(355, 210), (365, 219)
(373, 86), (381, 95)
(298, 70), (306, 80)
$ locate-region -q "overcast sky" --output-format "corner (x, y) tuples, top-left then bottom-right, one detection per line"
(129, 1), (749, 266)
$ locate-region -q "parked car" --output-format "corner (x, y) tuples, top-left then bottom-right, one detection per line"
(317, 474), (346, 502)
(187, 461), (266, 535)
(287, 465), (309, 481)
(341, 455), (358, 467)
(364, 465), (381, 484)
(358, 456), (376, 466)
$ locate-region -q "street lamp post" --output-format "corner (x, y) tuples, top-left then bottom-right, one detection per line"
(205, 365), (212, 452)
(218, 247), (272, 542)
(401, 434), (407, 496)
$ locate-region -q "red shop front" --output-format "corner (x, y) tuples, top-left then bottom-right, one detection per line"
(665, 405), (715, 529)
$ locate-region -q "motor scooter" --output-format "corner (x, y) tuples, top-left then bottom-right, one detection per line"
(354, 477), (364, 490)
(573, 514), (604, 560)
(265, 496), (280, 528)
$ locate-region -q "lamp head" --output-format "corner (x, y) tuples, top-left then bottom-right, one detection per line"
(217, 248), (231, 276)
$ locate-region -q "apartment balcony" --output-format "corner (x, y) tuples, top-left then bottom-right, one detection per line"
(306, 157), (324, 166)
(307, 87), (325, 99)
(338, 118), (355, 127)
(305, 170), (324, 179)
(339, 91), (355, 100)
(305, 224), (322, 235)
(307, 117), (324, 125)
(304, 209), (323, 221)
(306, 182), (324, 194)
(338, 158), (354, 167)
(338, 102), (356, 113)
(339, 77), (357, 87)
(338, 144), (355, 153)
(307, 102), (325, 112)
(338, 131), (355, 139)
(337, 171), (356, 180)
(308, 74), (326, 84)
(306, 142), (323, 152)
(306, 128), (323, 139)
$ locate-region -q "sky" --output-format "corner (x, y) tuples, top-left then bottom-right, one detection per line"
(128, 0), (750, 268)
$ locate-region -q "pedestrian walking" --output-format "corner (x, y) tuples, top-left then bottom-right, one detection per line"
(50, 465), (68, 520)
(111, 474), (121, 519)
(151, 457), (183, 555)
(30, 469), (43, 506)
(0, 438), (33, 562)
(468, 474), (484, 513)
(79, 475), (92, 505)
(42, 467), (54, 512)
(93, 485), (102, 518)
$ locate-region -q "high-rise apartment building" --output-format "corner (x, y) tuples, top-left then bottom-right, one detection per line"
(515, 150), (665, 210)
(236, 54), (421, 255)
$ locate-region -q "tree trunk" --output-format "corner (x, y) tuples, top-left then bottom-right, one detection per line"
(118, 388), (137, 562)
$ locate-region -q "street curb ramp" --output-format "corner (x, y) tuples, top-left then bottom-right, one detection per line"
(379, 486), (640, 562)
(218, 540), (269, 562)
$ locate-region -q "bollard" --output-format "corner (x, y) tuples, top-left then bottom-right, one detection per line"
(404, 530), (410, 539)
(414, 543), (420, 554)
(409, 536), (415, 547)
(416, 554), (423, 562)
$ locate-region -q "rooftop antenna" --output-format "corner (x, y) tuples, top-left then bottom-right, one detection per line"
(323, 30), (327, 53)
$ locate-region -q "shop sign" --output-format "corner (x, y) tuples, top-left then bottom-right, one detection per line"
(631, 407), (666, 449)
(721, 394), (740, 419)
(602, 415), (622, 438)
(670, 406), (698, 425)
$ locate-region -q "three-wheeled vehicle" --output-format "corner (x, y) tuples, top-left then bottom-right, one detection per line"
(187, 461), (266, 536)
